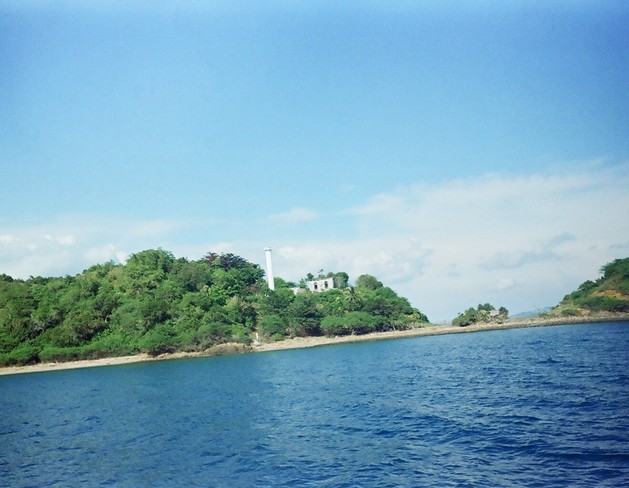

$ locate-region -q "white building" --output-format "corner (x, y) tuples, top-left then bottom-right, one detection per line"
(306, 277), (334, 293)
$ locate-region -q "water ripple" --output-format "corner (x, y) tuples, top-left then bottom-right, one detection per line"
(1, 322), (628, 487)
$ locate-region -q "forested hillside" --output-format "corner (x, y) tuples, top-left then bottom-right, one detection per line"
(0, 249), (428, 366)
(551, 257), (629, 316)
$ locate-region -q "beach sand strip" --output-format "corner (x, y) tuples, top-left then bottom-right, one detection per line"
(2, 313), (627, 376)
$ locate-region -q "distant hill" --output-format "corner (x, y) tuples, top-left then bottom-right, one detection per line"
(550, 257), (629, 317)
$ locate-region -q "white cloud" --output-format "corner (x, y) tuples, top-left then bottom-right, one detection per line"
(339, 183), (356, 193)
(0, 234), (16, 244)
(0, 217), (192, 278)
(57, 235), (76, 246)
(266, 207), (319, 224)
(84, 244), (126, 265)
(273, 239), (430, 282)
(480, 232), (576, 270)
(491, 278), (517, 292)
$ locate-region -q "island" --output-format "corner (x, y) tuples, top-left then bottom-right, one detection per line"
(1, 251), (627, 374)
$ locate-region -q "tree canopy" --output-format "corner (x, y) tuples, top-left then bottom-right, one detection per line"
(452, 303), (508, 327)
(0, 250), (429, 366)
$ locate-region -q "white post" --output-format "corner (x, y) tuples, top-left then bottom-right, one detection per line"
(264, 247), (275, 290)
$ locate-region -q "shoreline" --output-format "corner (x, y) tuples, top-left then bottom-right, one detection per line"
(2, 313), (628, 377)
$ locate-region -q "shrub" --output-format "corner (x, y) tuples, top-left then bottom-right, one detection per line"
(561, 308), (581, 316)
(84, 333), (137, 358)
(389, 314), (415, 330)
(320, 316), (346, 336)
(231, 324), (253, 345)
(138, 323), (179, 356)
(453, 308), (479, 327)
(0, 343), (41, 366)
(258, 314), (287, 338)
(321, 311), (379, 336)
(342, 311), (379, 334)
(580, 296), (629, 312)
(39, 345), (84, 363)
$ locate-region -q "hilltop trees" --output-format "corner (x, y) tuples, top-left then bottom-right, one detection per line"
(0, 250), (429, 366)
(453, 303), (508, 327)
(553, 257), (629, 315)
(0, 250), (265, 363)
(254, 271), (428, 340)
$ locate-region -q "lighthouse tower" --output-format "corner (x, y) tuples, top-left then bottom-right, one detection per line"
(264, 247), (275, 291)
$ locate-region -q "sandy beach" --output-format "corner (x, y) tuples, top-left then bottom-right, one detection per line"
(2, 313), (628, 377)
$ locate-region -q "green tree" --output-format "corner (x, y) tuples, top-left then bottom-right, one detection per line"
(258, 314), (287, 339)
(342, 286), (362, 311)
(333, 272), (350, 289)
(173, 260), (213, 292)
(256, 287), (295, 318)
(452, 303), (506, 326)
(0, 279), (37, 350)
(355, 274), (383, 290)
(61, 302), (108, 344)
(287, 293), (322, 336)
(315, 289), (346, 317)
(453, 307), (479, 327)
(139, 322), (179, 356)
(600, 258), (629, 280)
(122, 249), (175, 294)
(321, 311), (379, 336)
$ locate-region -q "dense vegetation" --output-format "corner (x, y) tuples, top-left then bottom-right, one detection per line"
(452, 303), (509, 327)
(0, 249), (428, 366)
(551, 257), (629, 316)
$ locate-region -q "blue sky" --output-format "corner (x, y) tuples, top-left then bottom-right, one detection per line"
(1, 1), (628, 321)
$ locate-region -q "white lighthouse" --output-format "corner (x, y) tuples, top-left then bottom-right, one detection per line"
(264, 247), (275, 291)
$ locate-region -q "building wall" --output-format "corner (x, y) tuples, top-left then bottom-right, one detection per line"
(306, 277), (334, 292)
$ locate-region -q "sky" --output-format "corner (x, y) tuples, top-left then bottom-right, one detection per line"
(1, 1), (628, 321)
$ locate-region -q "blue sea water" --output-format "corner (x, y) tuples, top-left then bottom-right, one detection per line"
(1, 322), (628, 487)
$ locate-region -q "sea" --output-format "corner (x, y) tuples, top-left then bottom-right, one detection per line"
(1, 322), (628, 487)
